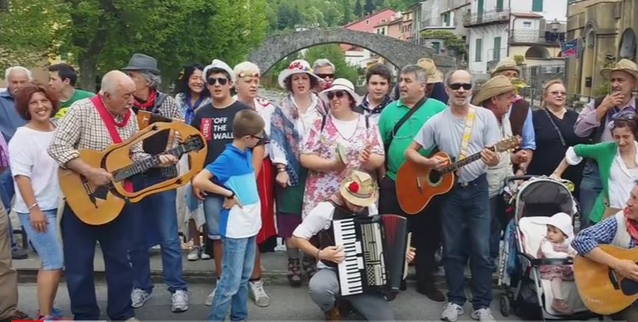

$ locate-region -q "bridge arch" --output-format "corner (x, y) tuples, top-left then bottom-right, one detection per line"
(249, 28), (456, 75)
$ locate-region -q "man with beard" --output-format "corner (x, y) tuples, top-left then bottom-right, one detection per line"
(405, 70), (500, 321)
(378, 64), (447, 301)
(575, 59), (638, 228)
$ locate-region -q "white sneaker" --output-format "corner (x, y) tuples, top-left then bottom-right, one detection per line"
(441, 302), (464, 322)
(249, 280), (270, 307)
(187, 247), (200, 261)
(124, 318), (140, 322)
(201, 252), (211, 260)
(171, 290), (189, 313)
(131, 289), (151, 308)
(470, 308), (495, 322)
(205, 288), (216, 306)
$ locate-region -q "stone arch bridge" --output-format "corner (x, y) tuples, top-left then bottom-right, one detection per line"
(249, 28), (456, 75)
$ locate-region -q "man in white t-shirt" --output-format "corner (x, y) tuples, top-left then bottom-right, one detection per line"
(404, 70), (500, 322)
(292, 171), (414, 321)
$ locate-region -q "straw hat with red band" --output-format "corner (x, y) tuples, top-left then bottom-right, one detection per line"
(340, 170), (378, 207)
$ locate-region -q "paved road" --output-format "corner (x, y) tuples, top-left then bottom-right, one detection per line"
(17, 282), (523, 321)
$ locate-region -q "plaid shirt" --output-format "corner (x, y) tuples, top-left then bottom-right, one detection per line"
(48, 97), (146, 166)
(146, 93), (182, 178)
(0, 133), (8, 168)
(572, 215), (637, 254)
(355, 94), (392, 116)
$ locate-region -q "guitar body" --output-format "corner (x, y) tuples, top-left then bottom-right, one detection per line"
(59, 122), (207, 225)
(395, 151), (455, 215)
(574, 244), (638, 315)
(59, 149), (127, 225)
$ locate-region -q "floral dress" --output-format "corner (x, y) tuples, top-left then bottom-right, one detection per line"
(301, 113), (384, 219)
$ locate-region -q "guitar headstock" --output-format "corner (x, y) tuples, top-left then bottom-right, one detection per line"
(182, 135), (205, 152)
(494, 135), (521, 152)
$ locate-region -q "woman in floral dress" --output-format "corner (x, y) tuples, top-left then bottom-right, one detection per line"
(300, 78), (385, 219)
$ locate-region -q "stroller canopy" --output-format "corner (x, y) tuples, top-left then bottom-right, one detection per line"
(515, 179), (577, 221)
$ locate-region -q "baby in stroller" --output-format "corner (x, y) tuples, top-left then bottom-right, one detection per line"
(536, 212), (577, 314)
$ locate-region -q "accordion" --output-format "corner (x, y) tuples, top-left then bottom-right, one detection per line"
(333, 214), (409, 296)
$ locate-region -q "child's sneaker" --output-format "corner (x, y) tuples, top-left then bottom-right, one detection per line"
(551, 298), (573, 315)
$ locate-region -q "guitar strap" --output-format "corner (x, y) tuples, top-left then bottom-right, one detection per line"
(90, 95), (133, 192)
(455, 106), (476, 178)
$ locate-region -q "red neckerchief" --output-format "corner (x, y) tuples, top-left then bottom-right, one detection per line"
(624, 207), (638, 242)
(89, 95), (133, 192)
(133, 89), (156, 110)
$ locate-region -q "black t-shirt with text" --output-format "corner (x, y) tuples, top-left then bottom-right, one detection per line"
(190, 100), (249, 165)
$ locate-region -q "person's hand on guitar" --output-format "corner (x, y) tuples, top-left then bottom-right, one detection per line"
(158, 154), (179, 167)
(86, 167), (113, 187)
(29, 207), (47, 233)
(425, 155), (449, 171)
(318, 245), (345, 264)
(613, 259), (638, 281)
(480, 148), (499, 167)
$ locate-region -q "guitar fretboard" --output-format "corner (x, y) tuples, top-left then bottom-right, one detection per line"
(112, 145), (187, 182)
(440, 146), (496, 174)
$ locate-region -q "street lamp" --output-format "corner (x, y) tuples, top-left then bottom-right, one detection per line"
(550, 18), (560, 32)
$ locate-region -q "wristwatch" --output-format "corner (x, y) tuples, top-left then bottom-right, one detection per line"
(226, 191), (235, 199)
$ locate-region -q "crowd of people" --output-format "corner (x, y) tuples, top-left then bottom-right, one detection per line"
(2, 51), (638, 322)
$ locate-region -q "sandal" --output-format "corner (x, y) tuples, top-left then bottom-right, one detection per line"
(303, 255), (318, 279)
(287, 258), (303, 287)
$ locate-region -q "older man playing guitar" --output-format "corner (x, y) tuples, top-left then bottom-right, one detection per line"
(47, 70), (176, 321)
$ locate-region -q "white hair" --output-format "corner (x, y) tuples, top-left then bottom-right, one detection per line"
(233, 61), (261, 77)
(312, 59), (335, 71)
(140, 71), (161, 88)
(100, 70), (130, 95)
(5, 66), (32, 81)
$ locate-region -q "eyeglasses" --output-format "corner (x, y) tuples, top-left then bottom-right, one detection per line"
(316, 73), (335, 79)
(327, 91), (347, 100)
(449, 83), (472, 90)
(549, 91), (567, 96)
(207, 77), (228, 86)
(251, 134), (269, 144)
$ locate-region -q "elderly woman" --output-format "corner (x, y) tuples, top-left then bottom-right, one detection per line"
(312, 59), (335, 91)
(9, 83), (63, 320)
(232, 61), (276, 307)
(270, 59), (327, 286)
(300, 78), (384, 219)
(552, 113), (638, 225)
(174, 64), (211, 262)
(122, 53), (188, 312)
(528, 80), (585, 193)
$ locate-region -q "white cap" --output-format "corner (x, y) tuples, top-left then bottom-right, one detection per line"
(203, 59), (235, 83)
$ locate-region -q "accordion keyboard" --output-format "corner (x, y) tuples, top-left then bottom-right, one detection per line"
(334, 218), (364, 296)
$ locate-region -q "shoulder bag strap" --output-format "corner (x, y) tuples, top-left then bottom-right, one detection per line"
(543, 109), (566, 147)
(385, 96), (428, 155)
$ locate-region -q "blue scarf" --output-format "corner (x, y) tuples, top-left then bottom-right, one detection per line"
(183, 93), (206, 124)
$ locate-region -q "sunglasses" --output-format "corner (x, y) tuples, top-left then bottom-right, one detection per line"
(251, 134), (270, 144)
(449, 83), (472, 90)
(327, 90), (347, 100)
(316, 73), (335, 79)
(207, 77), (228, 86)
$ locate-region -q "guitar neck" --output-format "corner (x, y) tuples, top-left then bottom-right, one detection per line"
(113, 145), (186, 182)
(441, 146), (495, 174)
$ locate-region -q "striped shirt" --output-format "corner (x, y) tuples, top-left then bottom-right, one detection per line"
(47, 97), (146, 166)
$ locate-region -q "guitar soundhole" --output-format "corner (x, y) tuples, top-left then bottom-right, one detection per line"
(429, 170), (442, 184)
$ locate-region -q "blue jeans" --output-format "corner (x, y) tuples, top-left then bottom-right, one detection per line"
(0, 170), (16, 250)
(129, 173), (187, 293)
(441, 174), (492, 310)
(61, 203), (135, 320)
(580, 162), (602, 228)
(203, 195), (224, 240)
(17, 209), (63, 270)
(208, 235), (256, 321)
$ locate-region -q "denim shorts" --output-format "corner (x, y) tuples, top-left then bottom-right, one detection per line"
(18, 209), (64, 270)
(203, 195), (224, 240)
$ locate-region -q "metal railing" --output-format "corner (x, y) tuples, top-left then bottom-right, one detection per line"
(463, 9), (509, 26)
(509, 30), (566, 44)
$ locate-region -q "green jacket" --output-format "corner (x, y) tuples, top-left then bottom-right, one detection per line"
(572, 141), (617, 223)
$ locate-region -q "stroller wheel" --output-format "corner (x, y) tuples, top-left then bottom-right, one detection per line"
(499, 295), (511, 317)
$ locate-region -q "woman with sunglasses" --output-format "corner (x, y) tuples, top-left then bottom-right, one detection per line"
(528, 80), (586, 195)
(300, 78), (384, 220)
(551, 112), (638, 224)
(270, 59), (327, 286)
(174, 64), (212, 262)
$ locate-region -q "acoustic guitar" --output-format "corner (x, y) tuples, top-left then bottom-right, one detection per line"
(574, 244), (638, 315)
(59, 122), (206, 225)
(137, 110), (174, 130)
(395, 136), (520, 215)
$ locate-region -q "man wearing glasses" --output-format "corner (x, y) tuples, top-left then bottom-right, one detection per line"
(405, 70), (500, 322)
(575, 59), (638, 228)
(190, 59), (250, 306)
(312, 59), (335, 90)
(377, 64), (447, 302)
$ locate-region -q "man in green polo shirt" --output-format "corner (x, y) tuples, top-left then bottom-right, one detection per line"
(48, 63), (95, 119)
(378, 64), (446, 302)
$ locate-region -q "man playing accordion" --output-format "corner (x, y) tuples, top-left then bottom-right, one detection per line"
(292, 170), (415, 321)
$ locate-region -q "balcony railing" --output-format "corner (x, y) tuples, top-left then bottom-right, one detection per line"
(423, 17), (454, 28)
(509, 30), (566, 44)
(463, 9), (509, 26)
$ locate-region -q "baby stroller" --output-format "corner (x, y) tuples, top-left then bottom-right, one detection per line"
(497, 176), (594, 320)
